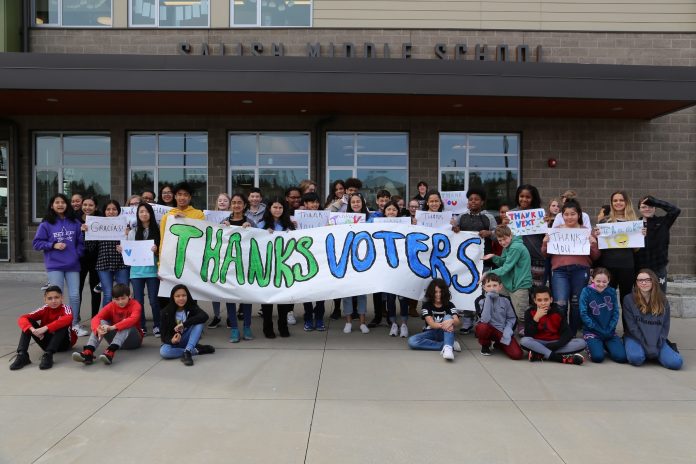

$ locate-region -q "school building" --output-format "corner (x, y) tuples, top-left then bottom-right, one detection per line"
(0, 0), (695, 277)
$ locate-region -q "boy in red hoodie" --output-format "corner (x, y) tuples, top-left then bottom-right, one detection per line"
(10, 286), (77, 370)
(73, 283), (143, 365)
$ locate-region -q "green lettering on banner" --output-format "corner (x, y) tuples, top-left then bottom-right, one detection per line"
(170, 224), (204, 279)
(273, 236), (296, 288)
(201, 227), (224, 283)
(293, 236), (318, 282)
(248, 238), (273, 287)
(220, 232), (245, 285)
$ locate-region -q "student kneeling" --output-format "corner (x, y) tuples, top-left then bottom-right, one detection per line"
(73, 283), (143, 365)
(160, 284), (215, 366)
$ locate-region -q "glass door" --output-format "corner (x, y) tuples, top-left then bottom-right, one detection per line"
(0, 142), (9, 260)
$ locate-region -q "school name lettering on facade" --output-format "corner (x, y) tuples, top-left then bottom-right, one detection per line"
(178, 41), (543, 62)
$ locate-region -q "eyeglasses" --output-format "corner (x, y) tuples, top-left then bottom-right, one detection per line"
(408, 205), (418, 209)
(636, 278), (652, 284)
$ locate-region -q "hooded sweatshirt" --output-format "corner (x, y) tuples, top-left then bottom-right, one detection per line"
(524, 303), (572, 352)
(489, 235), (533, 292)
(160, 286), (209, 345)
(579, 285), (620, 340)
(32, 217), (84, 272)
(475, 291), (517, 345)
(622, 293), (670, 359)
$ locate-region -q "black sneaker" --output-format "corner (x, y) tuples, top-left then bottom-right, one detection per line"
(226, 319), (233, 329)
(195, 344), (215, 355)
(480, 345), (492, 356)
(367, 318), (382, 329)
(39, 352), (54, 370)
(528, 351), (544, 362)
(9, 351), (31, 370)
(99, 349), (115, 365)
(559, 353), (584, 365)
(181, 350), (194, 366)
(207, 316), (221, 329)
(330, 308), (342, 320)
(72, 349), (95, 365)
(460, 327), (472, 335)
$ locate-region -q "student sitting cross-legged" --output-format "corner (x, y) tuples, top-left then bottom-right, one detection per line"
(474, 274), (523, 360)
(520, 286), (586, 365)
(72, 283), (143, 366)
(160, 284), (215, 366)
(407, 278), (461, 361)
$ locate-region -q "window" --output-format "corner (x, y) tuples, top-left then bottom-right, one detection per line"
(231, 0), (311, 27)
(229, 132), (310, 200)
(34, 0), (112, 27)
(33, 133), (111, 221)
(129, 132), (208, 208)
(439, 133), (520, 211)
(130, 0), (210, 27)
(326, 133), (408, 209)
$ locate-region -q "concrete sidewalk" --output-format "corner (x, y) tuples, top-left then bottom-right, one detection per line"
(1, 282), (695, 464)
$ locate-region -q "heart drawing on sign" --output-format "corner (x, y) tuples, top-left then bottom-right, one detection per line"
(125, 249), (133, 256)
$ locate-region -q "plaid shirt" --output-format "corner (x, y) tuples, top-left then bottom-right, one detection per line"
(86, 240), (127, 271)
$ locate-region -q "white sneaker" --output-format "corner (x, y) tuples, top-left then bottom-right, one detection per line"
(359, 324), (370, 334)
(73, 324), (89, 337)
(400, 323), (409, 338)
(287, 312), (297, 325)
(441, 345), (455, 361)
(343, 323), (352, 334)
(453, 340), (462, 352)
(389, 323), (398, 337)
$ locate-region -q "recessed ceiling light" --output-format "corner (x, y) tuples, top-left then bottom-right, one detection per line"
(611, 106), (623, 111)
(300, 109), (307, 113)
(242, 99), (253, 104)
(46, 98), (58, 103)
(452, 103), (463, 108)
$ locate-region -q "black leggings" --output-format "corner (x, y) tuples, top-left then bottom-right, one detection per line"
(17, 321), (71, 353)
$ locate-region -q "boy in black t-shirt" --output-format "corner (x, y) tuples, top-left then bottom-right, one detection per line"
(407, 279), (461, 361)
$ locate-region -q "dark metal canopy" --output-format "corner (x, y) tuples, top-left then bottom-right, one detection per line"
(1, 52), (695, 119)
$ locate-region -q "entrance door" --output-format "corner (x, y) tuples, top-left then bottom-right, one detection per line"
(0, 142), (9, 260)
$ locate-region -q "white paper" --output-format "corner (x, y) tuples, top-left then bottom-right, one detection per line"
(120, 240), (156, 267)
(415, 210), (453, 229)
(597, 221), (645, 249)
(546, 228), (591, 255)
(294, 210), (330, 229)
(85, 216), (128, 241)
(203, 210), (231, 224)
(328, 212), (366, 225)
(441, 191), (469, 214)
(372, 217), (412, 225)
(506, 208), (548, 236)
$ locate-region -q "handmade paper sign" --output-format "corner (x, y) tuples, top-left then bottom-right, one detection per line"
(441, 191), (469, 214)
(546, 228), (591, 255)
(85, 216), (128, 241)
(596, 221), (644, 249)
(372, 217), (412, 225)
(328, 212), (366, 225)
(204, 210), (230, 224)
(415, 210), (453, 229)
(294, 210), (330, 229)
(506, 208), (547, 236)
(119, 207), (138, 228)
(120, 240), (156, 267)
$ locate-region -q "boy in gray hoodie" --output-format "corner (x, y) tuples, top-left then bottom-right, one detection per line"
(474, 274), (523, 359)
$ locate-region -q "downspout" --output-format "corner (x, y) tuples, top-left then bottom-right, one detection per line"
(313, 116), (335, 191)
(22, 0), (30, 52)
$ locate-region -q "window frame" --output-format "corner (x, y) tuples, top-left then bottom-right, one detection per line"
(129, 0), (211, 28)
(127, 131), (209, 208)
(228, 131), (311, 196)
(230, 0), (313, 28)
(32, 0), (113, 28)
(32, 131), (112, 222)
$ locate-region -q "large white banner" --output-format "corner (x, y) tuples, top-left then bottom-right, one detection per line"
(546, 228), (591, 255)
(85, 216), (128, 241)
(159, 218), (484, 308)
(596, 220), (645, 249)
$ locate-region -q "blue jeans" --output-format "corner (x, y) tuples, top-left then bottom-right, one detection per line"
(303, 301), (325, 324)
(47, 270), (81, 325)
(97, 268), (130, 307)
(385, 293), (409, 324)
(551, 264), (589, 333)
(585, 335), (627, 363)
(408, 316), (454, 351)
(131, 277), (160, 329)
(624, 336), (683, 370)
(159, 324), (204, 359)
(342, 295), (367, 315)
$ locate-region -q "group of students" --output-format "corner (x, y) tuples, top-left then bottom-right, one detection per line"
(10, 177), (683, 371)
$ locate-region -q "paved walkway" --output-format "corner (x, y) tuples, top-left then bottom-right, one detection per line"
(1, 282), (695, 464)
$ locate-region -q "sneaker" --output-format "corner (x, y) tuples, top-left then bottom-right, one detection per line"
(93, 283), (102, 293)
(480, 345), (492, 356)
(73, 324), (89, 337)
(195, 344), (215, 355)
(9, 351), (31, 370)
(367, 317), (382, 329)
(559, 353), (584, 365)
(314, 320), (326, 332)
(459, 327), (471, 335)
(236, 309), (244, 321)
(442, 345), (455, 360)
(153, 326), (161, 338)
(99, 350), (115, 365)
(181, 350), (194, 366)
(40, 281), (51, 291)
(330, 308), (341, 320)
(304, 321), (314, 332)
(72, 349), (94, 365)
(359, 324), (370, 334)
(528, 351), (544, 362)
(142, 327), (148, 336)
(243, 327), (254, 340)
(39, 352), (54, 370)
(257, 310), (264, 317)
(207, 316), (221, 329)
(400, 323), (409, 338)
(389, 323), (398, 337)
(453, 341), (462, 352)
(229, 328), (240, 343)
(226, 319), (233, 329)
(343, 323), (352, 334)
(287, 312), (297, 325)
(278, 327), (290, 338)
